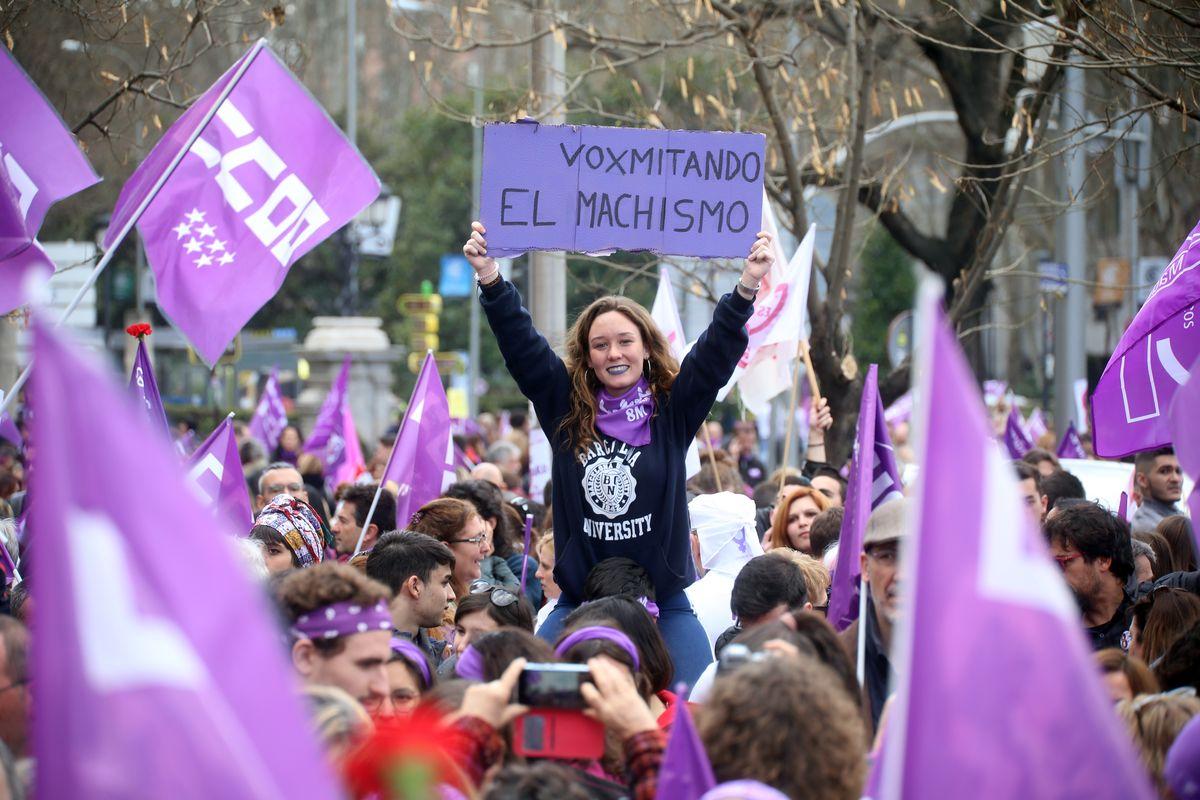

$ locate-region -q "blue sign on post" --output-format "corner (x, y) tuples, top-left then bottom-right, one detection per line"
(439, 254), (474, 298)
(1038, 260), (1068, 295)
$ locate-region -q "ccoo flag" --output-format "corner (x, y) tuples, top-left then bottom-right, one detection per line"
(186, 414), (254, 530)
(27, 319), (340, 799)
(1092, 217), (1200, 457)
(107, 41), (380, 364)
(875, 281), (1153, 800)
(1002, 406), (1033, 459)
(827, 364), (903, 632)
(1167, 359), (1200, 559)
(0, 47), (100, 312)
(248, 368), (288, 453)
(1056, 421), (1087, 461)
(127, 332), (170, 438)
(382, 352), (455, 529)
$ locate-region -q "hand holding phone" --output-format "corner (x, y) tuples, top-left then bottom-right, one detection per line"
(513, 663), (605, 760)
(579, 656), (658, 740)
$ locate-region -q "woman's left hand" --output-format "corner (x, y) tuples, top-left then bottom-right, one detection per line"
(740, 230), (775, 287)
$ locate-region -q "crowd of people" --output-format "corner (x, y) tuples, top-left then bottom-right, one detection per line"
(0, 225), (1196, 799)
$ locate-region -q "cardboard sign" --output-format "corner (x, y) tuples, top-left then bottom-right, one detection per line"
(481, 121), (765, 259)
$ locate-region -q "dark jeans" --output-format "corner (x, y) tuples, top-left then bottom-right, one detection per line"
(536, 590), (714, 688)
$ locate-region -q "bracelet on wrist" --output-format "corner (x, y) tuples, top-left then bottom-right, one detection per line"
(737, 276), (761, 294)
(477, 266), (501, 286)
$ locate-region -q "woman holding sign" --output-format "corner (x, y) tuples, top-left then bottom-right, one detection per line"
(462, 221), (772, 686)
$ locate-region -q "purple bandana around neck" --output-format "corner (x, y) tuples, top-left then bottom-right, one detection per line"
(595, 377), (655, 447)
(292, 600), (392, 640)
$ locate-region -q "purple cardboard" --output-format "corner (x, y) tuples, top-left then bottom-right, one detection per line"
(481, 121), (765, 259)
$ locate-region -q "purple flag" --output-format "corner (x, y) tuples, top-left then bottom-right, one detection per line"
(1092, 218), (1200, 457)
(303, 357), (353, 491)
(1002, 406), (1033, 459)
(330, 401), (366, 489)
(109, 41), (380, 364)
(877, 286), (1154, 800)
(248, 368), (288, 452)
(1167, 358), (1200, 558)
(655, 691), (714, 800)
(982, 380), (1008, 406)
(0, 409), (20, 450)
(187, 414), (253, 530)
(382, 352), (454, 528)
(0, 49), (100, 312)
(1025, 408), (1048, 442)
(828, 364), (904, 631)
(27, 319), (340, 798)
(1056, 421), (1087, 460)
(128, 338), (170, 438)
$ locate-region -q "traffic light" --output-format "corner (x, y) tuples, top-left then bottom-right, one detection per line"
(398, 292), (443, 370)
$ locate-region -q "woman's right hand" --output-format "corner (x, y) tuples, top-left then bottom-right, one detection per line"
(463, 221), (496, 277)
(580, 656), (658, 740)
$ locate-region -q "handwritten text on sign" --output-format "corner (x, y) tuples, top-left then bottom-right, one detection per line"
(480, 122), (766, 259)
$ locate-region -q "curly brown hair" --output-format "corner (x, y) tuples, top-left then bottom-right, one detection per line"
(698, 655), (867, 800)
(560, 296), (679, 454)
(275, 563), (392, 655)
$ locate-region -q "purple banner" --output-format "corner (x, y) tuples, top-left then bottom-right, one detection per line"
(1003, 406), (1033, 459)
(187, 415), (254, 530)
(1168, 360), (1200, 561)
(879, 288), (1153, 799)
(828, 364), (904, 631)
(27, 319), (338, 798)
(111, 41), (380, 364)
(480, 121), (765, 259)
(382, 352), (454, 528)
(248, 368), (288, 453)
(1056, 421), (1087, 460)
(1092, 218), (1200, 457)
(303, 357), (352, 490)
(128, 338), (171, 438)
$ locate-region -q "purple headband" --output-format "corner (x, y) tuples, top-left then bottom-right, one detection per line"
(554, 626), (641, 671)
(700, 781), (790, 800)
(292, 600), (392, 640)
(390, 637), (433, 688)
(455, 644), (486, 681)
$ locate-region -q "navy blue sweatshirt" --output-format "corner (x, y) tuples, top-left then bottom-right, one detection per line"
(479, 278), (753, 604)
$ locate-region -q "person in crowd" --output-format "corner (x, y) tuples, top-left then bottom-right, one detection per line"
(770, 550), (831, 616)
(463, 220), (775, 688)
(296, 452), (333, 522)
(1132, 538), (1158, 584)
(1117, 692), (1200, 797)
(1131, 589), (1200, 666)
(838, 498), (907, 730)
(273, 424), (304, 465)
(1134, 530), (1175, 582)
(1093, 648), (1160, 703)
(255, 461), (310, 513)
(483, 762), (595, 800)
(1021, 447), (1061, 477)
(1014, 461), (1043, 522)
(0, 618), (28, 760)
(1156, 621), (1200, 692)
(728, 420), (767, 487)
(704, 554), (811, 672)
(330, 483), (395, 558)
(534, 531), (561, 630)
(583, 557), (655, 603)
(1132, 447), (1184, 534)
(809, 466), (846, 508)
(807, 506), (844, 562)
(484, 440), (523, 483)
(241, 439), (269, 485)
(767, 484), (830, 555)
(248, 494), (326, 575)
(687, 449), (745, 497)
(442, 480), (523, 595)
(1038, 469), (1086, 519)
(365, 531), (456, 668)
(407, 497), (487, 599)
(686, 492), (764, 651)
(457, 629), (555, 683)
(1156, 515), (1198, 573)
(699, 656), (867, 800)
(385, 637), (436, 716)
(302, 684), (373, 764)
(276, 563), (394, 716)
(469, 462), (505, 490)
(451, 581), (535, 661)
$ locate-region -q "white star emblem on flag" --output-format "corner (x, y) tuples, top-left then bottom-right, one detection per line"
(196, 223), (216, 239)
(172, 222), (191, 240)
(218, 252), (235, 266)
(185, 208), (206, 224)
(206, 239), (226, 253)
(195, 253), (213, 268)
(183, 238), (203, 254)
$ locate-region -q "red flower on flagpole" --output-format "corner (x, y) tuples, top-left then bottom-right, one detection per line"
(125, 323), (153, 339)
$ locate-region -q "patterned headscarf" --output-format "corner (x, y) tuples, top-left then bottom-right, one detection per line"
(255, 494), (324, 568)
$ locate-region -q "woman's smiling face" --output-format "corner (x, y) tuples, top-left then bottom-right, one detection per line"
(587, 311), (648, 393)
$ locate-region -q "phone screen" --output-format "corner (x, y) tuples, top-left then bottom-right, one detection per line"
(518, 663), (590, 709)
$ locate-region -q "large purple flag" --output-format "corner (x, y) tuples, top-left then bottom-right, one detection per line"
(303, 357), (353, 491)
(27, 319), (340, 798)
(655, 692), (715, 800)
(0, 149), (55, 314)
(0, 48), (100, 312)
(1002, 406), (1033, 459)
(128, 338), (170, 438)
(186, 414), (253, 530)
(1056, 421), (1087, 460)
(382, 352), (454, 528)
(1167, 359), (1200, 557)
(248, 368), (288, 453)
(108, 41), (380, 364)
(1092, 218), (1200, 457)
(877, 285), (1153, 800)
(828, 364), (904, 632)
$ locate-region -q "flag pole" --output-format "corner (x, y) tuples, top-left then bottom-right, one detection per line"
(856, 580), (868, 686)
(353, 480), (387, 556)
(0, 40), (269, 418)
(701, 421), (724, 492)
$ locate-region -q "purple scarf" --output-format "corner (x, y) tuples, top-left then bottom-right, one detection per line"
(595, 377), (655, 447)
